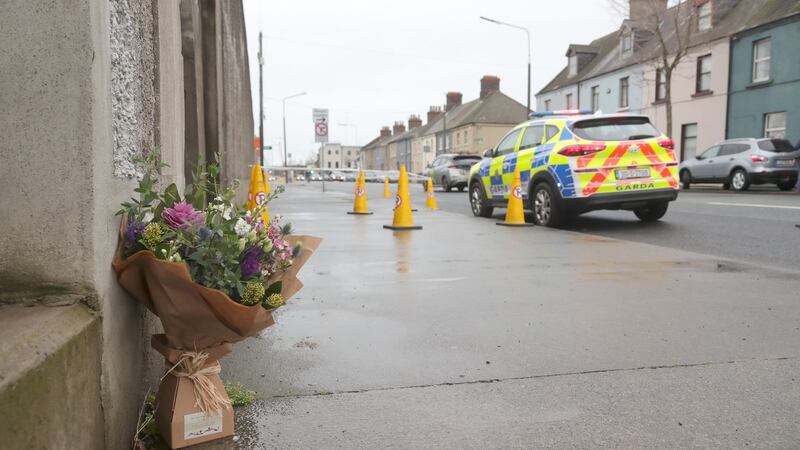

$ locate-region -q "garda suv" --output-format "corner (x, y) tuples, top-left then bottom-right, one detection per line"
(468, 110), (679, 227)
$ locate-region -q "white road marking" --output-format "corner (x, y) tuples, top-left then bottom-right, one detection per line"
(707, 201), (800, 210)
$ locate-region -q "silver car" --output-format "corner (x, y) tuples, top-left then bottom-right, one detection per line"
(425, 154), (482, 192)
(679, 138), (799, 191)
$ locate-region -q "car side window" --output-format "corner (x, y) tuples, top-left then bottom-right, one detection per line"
(519, 126), (545, 151)
(722, 143), (749, 155)
(495, 129), (522, 156)
(699, 145), (720, 159)
(545, 125), (560, 142)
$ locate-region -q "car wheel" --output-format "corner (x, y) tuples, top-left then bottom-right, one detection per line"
(532, 182), (564, 227)
(634, 201), (669, 222)
(469, 182), (493, 218)
(458, 185), (465, 192)
(730, 169), (750, 191)
(679, 170), (691, 190)
(443, 177), (452, 192)
(777, 180), (796, 191)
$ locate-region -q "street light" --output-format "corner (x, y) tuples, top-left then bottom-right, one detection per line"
(282, 91), (307, 179)
(480, 16), (531, 112)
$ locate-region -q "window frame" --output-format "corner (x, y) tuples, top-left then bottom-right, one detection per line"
(764, 112), (787, 139)
(591, 85), (600, 112)
(544, 99), (551, 111)
(621, 32), (633, 56)
(698, 1), (712, 31)
(680, 123), (698, 161)
(655, 69), (666, 101)
(695, 54), (712, 94)
(565, 93), (573, 109)
(619, 77), (630, 109)
(752, 38), (771, 83)
(545, 125), (560, 142)
(698, 144), (721, 160)
(568, 55), (578, 77)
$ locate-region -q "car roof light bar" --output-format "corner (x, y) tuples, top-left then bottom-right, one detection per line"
(529, 109), (593, 119)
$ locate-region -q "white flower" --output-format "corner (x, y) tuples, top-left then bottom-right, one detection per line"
(211, 203), (232, 220)
(234, 218), (251, 237)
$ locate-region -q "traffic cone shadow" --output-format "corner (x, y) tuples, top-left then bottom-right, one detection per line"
(384, 165), (422, 230)
(348, 171), (373, 215)
(497, 169), (534, 227)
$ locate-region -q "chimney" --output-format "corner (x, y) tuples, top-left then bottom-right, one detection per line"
(380, 126), (391, 138)
(427, 106), (443, 124)
(392, 121), (406, 135)
(408, 115), (422, 130)
(480, 75), (500, 99)
(446, 92), (462, 111)
(629, 0), (668, 25)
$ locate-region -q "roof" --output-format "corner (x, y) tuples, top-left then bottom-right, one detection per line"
(538, 0), (800, 95)
(422, 90), (528, 135)
(566, 44), (599, 56)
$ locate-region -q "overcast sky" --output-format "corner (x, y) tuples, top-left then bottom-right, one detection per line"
(242, 0), (622, 165)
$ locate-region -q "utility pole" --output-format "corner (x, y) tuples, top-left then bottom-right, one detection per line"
(258, 32), (264, 165)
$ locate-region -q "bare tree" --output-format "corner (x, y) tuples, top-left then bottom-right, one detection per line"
(609, 0), (698, 138)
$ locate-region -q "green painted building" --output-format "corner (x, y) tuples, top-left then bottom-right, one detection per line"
(727, 10), (800, 145)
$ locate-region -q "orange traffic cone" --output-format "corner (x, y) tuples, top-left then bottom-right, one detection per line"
(247, 163), (270, 224)
(384, 165), (422, 230)
(348, 171), (373, 215)
(497, 169), (534, 227)
(383, 177), (391, 198)
(425, 177), (438, 210)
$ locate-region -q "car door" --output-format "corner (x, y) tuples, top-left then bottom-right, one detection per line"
(487, 128), (524, 200)
(692, 145), (721, 180)
(510, 125), (545, 197)
(427, 157), (441, 184)
(714, 143), (749, 179)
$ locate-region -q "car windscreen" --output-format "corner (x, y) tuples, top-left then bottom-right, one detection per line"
(571, 117), (660, 142)
(757, 139), (794, 153)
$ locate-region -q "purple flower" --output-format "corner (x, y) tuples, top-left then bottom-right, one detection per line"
(162, 201), (205, 230)
(125, 221), (146, 245)
(240, 248), (263, 278)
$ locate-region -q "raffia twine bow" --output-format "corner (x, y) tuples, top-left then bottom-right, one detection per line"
(163, 351), (231, 415)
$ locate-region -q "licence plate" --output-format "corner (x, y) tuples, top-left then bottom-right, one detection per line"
(776, 159), (795, 166)
(615, 168), (650, 180)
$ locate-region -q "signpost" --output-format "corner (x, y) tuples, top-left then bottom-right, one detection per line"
(313, 108), (329, 192)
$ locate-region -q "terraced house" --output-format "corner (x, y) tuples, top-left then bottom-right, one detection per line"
(361, 76), (527, 173)
(536, 0), (800, 161)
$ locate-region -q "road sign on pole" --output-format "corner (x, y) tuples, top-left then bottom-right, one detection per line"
(313, 108), (329, 144)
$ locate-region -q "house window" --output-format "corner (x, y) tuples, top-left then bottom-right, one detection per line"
(621, 33), (633, 56)
(752, 38), (771, 83)
(764, 112), (786, 138)
(698, 1), (712, 31)
(568, 55), (578, 77)
(565, 93), (573, 109)
(619, 77), (629, 109)
(347, 162), (351, 168)
(655, 69), (666, 101)
(544, 99), (551, 110)
(681, 123), (698, 161)
(327, 161), (331, 168)
(347, 150), (351, 155)
(464, 130), (468, 144)
(335, 161), (339, 168)
(591, 85), (600, 112)
(327, 150), (331, 155)
(696, 54), (712, 93)
(335, 150), (339, 155)
(456, 132), (461, 145)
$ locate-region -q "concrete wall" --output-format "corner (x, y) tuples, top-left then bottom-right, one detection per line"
(727, 17), (800, 144)
(642, 39), (730, 159)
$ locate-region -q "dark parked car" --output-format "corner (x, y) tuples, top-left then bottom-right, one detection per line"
(679, 138), (799, 191)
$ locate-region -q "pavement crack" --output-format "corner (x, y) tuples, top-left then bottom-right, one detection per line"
(270, 356), (799, 400)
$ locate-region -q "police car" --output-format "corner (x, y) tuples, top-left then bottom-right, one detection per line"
(468, 110), (679, 227)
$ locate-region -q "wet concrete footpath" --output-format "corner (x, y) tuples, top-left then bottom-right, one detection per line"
(214, 183), (800, 448)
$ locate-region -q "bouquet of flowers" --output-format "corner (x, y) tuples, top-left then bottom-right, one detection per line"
(111, 153), (319, 445)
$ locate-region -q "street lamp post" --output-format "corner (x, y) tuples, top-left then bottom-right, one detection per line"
(480, 16), (531, 113)
(282, 91), (307, 182)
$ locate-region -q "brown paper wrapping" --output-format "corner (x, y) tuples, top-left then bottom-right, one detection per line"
(112, 221), (321, 351)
